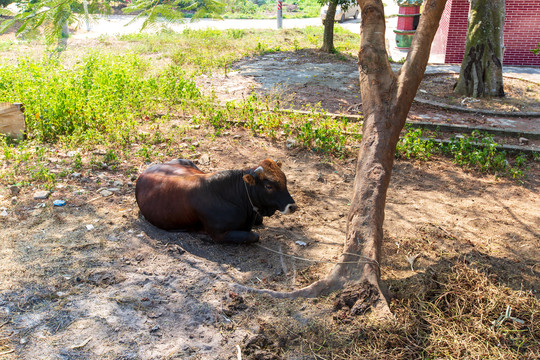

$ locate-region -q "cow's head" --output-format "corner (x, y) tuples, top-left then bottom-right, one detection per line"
(243, 159), (298, 216)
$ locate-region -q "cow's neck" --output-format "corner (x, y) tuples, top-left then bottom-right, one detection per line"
(243, 180), (258, 213)
(208, 170), (258, 214)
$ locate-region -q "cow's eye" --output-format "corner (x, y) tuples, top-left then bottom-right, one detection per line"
(265, 184), (274, 191)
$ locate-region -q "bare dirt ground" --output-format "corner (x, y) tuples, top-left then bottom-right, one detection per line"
(200, 49), (540, 114)
(1, 50), (539, 359)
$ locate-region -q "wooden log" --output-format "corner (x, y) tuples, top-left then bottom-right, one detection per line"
(0, 102), (26, 139)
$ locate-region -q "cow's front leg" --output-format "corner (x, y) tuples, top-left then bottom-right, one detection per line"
(253, 212), (263, 226)
(210, 230), (259, 244)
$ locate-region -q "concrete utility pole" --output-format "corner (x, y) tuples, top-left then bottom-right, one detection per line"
(82, 0), (91, 31)
(277, 0), (283, 29)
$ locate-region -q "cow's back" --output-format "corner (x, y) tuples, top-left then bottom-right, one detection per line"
(135, 160), (207, 230)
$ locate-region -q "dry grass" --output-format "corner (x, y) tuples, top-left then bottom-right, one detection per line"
(243, 257), (540, 359)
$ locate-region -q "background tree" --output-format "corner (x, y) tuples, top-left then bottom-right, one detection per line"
(454, 0), (505, 97)
(320, 0), (356, 53)
(252, 0), (448, 317)
(0, 0), (14, 8)
(320, 0), (337, 52)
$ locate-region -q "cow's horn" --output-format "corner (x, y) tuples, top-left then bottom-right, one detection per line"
(254, 166), (264, 174)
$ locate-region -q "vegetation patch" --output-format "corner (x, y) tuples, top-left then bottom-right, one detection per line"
(396, 127), (532, 179)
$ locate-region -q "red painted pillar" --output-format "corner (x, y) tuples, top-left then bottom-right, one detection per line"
(394, 4), (422, 48)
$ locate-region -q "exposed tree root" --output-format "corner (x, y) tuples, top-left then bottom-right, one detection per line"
(234, 260), (392, 318)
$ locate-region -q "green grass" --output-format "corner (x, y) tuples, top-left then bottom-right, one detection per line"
(396, 127), (530, 179)
(0, 27), (533, 190)
(117, 27), (360, 74)
(222, 0), (321, 19)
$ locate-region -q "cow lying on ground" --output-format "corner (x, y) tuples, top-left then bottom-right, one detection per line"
(135, 158), (298, 243)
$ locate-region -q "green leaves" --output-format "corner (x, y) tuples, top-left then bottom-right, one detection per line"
(0, 0), (76, 46)
(0, 0), (225, 46)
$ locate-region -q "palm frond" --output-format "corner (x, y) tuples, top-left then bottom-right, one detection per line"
(0, 8), (15, 16)
(0, 18), (15, 34)
(155, 4), (186, 25)
(192, 0), (225, 21)
(124, 0), (159, 14)
(140, 4), (160, 31)
(44, 3), (71, 44)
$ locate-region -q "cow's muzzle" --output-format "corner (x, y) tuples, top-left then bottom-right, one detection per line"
(280, 203), (298, 215)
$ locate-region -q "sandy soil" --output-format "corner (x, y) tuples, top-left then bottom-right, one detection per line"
(1, 51), (539, 360)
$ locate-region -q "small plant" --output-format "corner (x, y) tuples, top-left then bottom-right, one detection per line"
(227, 29), (246, 39)
(138, 144), (152, 163)
(208, 110), (228, 132)
(89, 155), (105, 170)
(72, 153), (83, 171)
(103, 149), (120, 168)
(396, 127), (437, 161)
(445, 131), (508, 173)
(29, 163), (56, 189)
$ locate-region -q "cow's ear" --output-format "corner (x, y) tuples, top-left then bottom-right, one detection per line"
(275, 160), (282, 168)
(243, 174), (256, 186)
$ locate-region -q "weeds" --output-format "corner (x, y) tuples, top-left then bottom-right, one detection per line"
(0, 54), (199, 144)
(396, 127), (437, 161)
(445, 130), (508, 172)
(397, 128), (531, 178)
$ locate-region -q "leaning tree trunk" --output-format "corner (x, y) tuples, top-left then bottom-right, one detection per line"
(336, 0), (448, 315)
(454, 0), (505, 97)
(321, 1), (338, 53)
(239, 0), (448, 318)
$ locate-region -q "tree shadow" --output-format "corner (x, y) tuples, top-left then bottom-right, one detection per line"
(132, 212), (321, 282)
(386, 161), (540, 266)
(0, 200), (252, 359)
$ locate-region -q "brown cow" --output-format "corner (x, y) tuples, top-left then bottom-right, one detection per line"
(135, 159), (297, 243)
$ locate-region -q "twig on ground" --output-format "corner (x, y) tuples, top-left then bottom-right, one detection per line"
(236, 344), (242, 360)
(0, 320), (10, 328)
(279, 244), (288, 275)
(70, 337), (92, 350)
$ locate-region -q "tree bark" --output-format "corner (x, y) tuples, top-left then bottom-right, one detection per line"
(334, 0), (449, 315)
(238, 0), (448, 318)
(321, 1), (338, 53)
(454, 0), (505, 97)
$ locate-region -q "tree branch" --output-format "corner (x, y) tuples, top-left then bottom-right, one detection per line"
(396, 0), (448, 110)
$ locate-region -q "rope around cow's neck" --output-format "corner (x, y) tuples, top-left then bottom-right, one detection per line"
(255, 243), (381, 267)
(244, 180), (259, 214)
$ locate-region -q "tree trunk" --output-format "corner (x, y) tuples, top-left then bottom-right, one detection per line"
(321, 1), (338, 53)
(238, 0), (448, 318)
(335, 0), (448, 315)
(454, 0), (505, 97)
